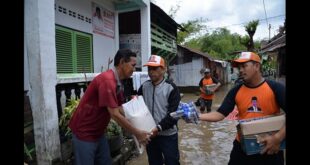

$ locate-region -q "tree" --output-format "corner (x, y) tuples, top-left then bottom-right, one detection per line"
(168, 0), (182, 19)
(176, 19), (260, 60)
(184, 37), (203, 50)
(244, 20), (259, 51)
(199, 28), (246, 60)
(177, 18), (207, 45)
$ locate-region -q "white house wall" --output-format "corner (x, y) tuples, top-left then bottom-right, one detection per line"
(171, 57), (204, 87)
(55, 0), (118, 72)
(25, 0), (61, 163)
(24, 38), (30, 91)
(24, 0), (151, 89)
(140, 1), (151, 72)
(227, 63), (232, 82)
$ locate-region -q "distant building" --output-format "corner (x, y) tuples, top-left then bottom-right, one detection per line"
(169, 45), (230, 92)
(259, 24), (286, 85)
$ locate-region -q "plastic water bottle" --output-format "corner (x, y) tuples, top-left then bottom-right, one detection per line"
(170, 109), (184, 119)
(170, 102), (199, 124)
(184, 102), (199, 124)
(170, 102), (185, 119)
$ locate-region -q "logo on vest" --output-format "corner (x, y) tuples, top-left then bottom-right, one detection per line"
(247, 96), (262, 113)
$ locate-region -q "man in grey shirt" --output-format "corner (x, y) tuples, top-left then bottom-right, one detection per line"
(138, 55), (181, 165)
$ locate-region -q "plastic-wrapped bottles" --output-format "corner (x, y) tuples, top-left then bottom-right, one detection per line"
(170, 102), (200, 124)
(170, 109), (184, 118)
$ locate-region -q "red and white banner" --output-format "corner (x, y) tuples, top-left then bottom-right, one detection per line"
(92, 2), (115, 38)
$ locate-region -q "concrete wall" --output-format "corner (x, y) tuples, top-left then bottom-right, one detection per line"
(25, 0), (61, 163)
(140, 1), (151, 72)
(24, 38), (30, 91)
(25, 0), (151, 87)
(24, 0), (119, 90)
(55, 0), (118, 72)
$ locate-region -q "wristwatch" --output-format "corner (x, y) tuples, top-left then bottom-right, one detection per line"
(156, 124), (162, 132)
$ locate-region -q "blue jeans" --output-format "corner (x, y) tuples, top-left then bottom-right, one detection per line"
(72, 133), (112, 165)
(146, 133), (180, 165)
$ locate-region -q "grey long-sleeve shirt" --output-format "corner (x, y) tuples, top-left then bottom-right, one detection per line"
(138, 78), (181, 136)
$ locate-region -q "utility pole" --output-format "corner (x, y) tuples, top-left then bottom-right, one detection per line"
(268, 24), (271, 41)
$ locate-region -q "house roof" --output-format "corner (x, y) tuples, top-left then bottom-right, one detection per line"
(150, 2), (185, 36)
(177, 45), (214, 61)
(260, 34), (286, 53)
(214, 59), (229, 67)
(228, 50), (248, 55)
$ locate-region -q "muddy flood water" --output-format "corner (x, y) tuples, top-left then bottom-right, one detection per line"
(126, 84), (238, 165)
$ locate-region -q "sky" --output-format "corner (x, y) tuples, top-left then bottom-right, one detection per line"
(152, 0), (285, 41)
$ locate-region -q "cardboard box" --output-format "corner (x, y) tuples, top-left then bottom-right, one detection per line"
(239, 114), (285, 135)
(205, 84), (216, 95)
(239, 130), (286, 155)
(238, 114), (286, 155)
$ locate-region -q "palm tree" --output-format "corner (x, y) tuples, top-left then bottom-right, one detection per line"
(244, 20), (259, 51)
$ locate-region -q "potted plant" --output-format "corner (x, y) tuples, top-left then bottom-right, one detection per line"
(106, 119), (123, 157)
(59, 98), (80, 161)
(59, 98), (80, 139)
(59, 98), (124, 157)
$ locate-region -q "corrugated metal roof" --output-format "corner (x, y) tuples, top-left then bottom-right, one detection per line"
(214, 59), (228, 67)
(177, 45), (214, 61)
(260, 34), (286, 53)
(260, 43), (286, 53)
(150, 3), (185, 33)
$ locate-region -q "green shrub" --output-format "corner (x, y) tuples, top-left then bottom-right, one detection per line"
(59, 99), (80, 137)
(106, 119), (122, 138)
(59, 98), (122, 138)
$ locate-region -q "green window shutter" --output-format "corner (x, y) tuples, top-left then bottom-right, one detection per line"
(56, 26), (74, 73)
(75, 31), (93, 73)
(56, 25), (93, 73)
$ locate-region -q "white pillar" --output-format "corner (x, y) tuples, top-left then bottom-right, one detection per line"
(115, 11), (120, 51)
(25, 0), (61, 164)
(140, 0), (151, 71)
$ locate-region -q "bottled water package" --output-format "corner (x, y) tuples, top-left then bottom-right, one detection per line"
(170, 101), (200, 124)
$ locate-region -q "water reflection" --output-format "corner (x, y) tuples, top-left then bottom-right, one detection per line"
(179, 119), (237, 165)
(179, 84), (236, 165)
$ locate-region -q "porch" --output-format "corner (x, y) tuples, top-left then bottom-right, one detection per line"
(24, 73), (138, 164)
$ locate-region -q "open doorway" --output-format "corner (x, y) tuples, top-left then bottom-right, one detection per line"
(119, 10), (142, 71)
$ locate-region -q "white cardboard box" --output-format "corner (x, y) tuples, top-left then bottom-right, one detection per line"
(239, 114), (285, 135)
(238, 114), (286, 155)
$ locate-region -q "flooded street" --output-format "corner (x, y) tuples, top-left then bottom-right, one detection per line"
(127, 84), (238, 165)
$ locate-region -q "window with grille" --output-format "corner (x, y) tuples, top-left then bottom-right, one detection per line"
(56, 25), (93, 73)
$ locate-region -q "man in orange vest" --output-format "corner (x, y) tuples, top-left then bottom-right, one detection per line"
(199, 52), (286, 165)
(198, 68), (221, 113)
